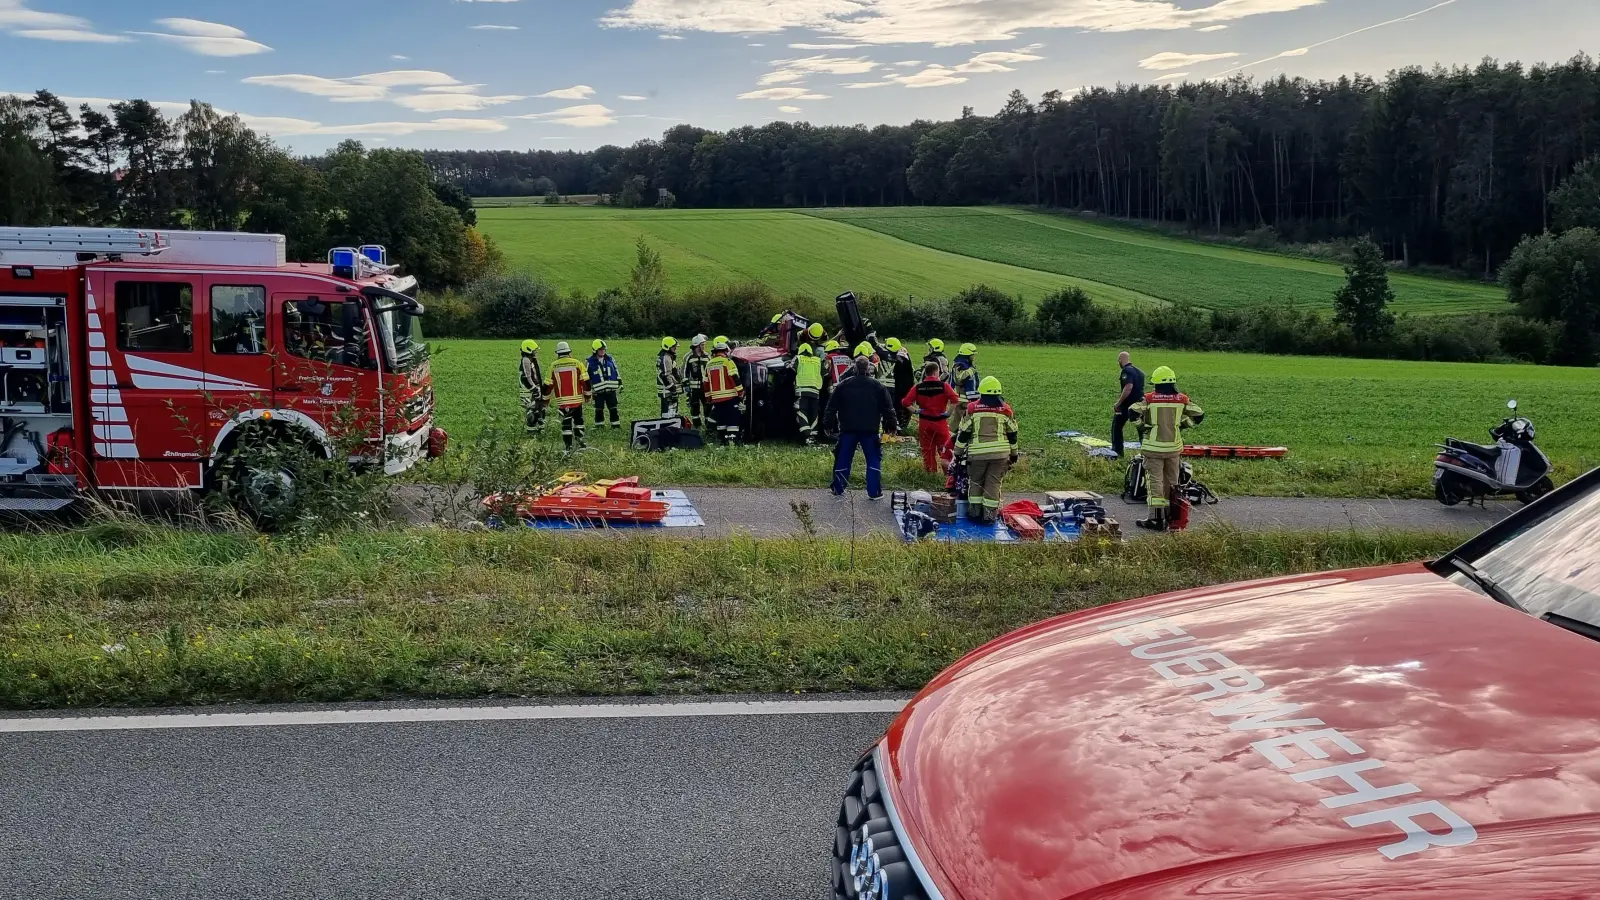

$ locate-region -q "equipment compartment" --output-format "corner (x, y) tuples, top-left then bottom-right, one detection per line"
(0, 296), (73, 483)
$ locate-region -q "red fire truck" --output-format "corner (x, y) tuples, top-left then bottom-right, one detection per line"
(0, 227), (445, 516)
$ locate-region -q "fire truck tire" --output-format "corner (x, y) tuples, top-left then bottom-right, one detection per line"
(211, 422), (327, 529)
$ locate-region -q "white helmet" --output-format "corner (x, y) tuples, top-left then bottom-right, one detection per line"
(713, 339), (731, 352)
(555, 341), (571, 355)
(691, 334), (708, 348)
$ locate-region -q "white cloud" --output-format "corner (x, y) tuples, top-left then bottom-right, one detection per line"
(1274, 46), (1309, 57)
(755, 54), (877, 89)
(619, 94), (648, 101)
(1153, 71), (1190, 81)
(600, 0), (1326, 46)
(736, 87), (829, 100)
(844, 81), (892, 89)
(1198, 24), (1229, 31)
(470, 24), (520, 30)
(0, 0), (126, 42)
(886, 64), (967, 88)
(244, 69), (527, 112)
(658, 33), (684, 39)
(391, 54), (411, 60)
(537, 85), (596, 100)
(788, 42), (860, 49)
(748, 41), (764, 46)
(509, 103), (619, 127)
(778, 105), (802, 113)
(892, 60), (922, 66)
(953, 44), (1043, 73)
(132, 18), (271, 56)
(1207, 0), (1462, 77)
(206, 69), (225, 75)
(1138, 50), (1239, 70)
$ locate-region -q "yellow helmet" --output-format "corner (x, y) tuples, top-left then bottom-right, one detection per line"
(854, 342), (875, 359)
(884, 338), (903, 353)
(1151, 365), (1177, 386)
(927, 338), (945, 353)
(713, 335), (729, 348)
(959, 343), (977, 357)
(661, 336), (678, 351)
(824, 340), (841, 353)
(771, 313), (783, 325)
(591, 339), (607, 352)
(520, 339), (539, 354)
(713, 339), (731, 353)
(979, 376), (1004, 396)
(797, 343), (815, 357)
(808, 323), (826, 340)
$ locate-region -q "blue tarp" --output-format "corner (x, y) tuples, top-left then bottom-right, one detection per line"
(894, 510), (1081, 543)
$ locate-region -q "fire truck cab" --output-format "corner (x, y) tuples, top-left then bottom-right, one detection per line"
(0, 227), (445, 515)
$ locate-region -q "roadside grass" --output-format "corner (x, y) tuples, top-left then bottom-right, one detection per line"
(0, 523), (1466, 709)
(426, 339), (1600, 499)
(475, 205), (1094, 303)
(801, 207), (1507, 315)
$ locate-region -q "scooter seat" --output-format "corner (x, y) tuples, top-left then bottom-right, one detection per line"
(1446, 438), (1500, 459)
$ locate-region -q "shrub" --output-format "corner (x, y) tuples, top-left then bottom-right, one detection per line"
(1035, 287), (1109, 343)
(463, 272), (558, 338)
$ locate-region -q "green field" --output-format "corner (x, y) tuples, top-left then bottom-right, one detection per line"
(476, 204), (1505, 315)
(425, 339), (1600, 499)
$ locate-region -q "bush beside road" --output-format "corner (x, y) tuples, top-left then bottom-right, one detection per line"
(0, 524), (1464, 709)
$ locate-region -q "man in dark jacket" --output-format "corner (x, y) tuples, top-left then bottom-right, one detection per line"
(823, 356), (900, 500)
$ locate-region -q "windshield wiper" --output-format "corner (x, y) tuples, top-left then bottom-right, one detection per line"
(1542, 612), (1600, 645)
(1449, 558), (1526, 612)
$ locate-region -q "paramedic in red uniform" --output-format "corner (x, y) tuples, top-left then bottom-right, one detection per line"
(903, 362), (962, 473)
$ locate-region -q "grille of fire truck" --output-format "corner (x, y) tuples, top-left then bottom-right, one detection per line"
(0, 227), (167, 259)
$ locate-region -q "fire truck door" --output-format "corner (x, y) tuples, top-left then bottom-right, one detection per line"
(202, 279), (273, 441)
(96, 273), (216, 489)
(273, 294), (379, 451)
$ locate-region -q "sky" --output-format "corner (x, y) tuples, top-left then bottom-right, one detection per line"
(2, 0), (1597, 153)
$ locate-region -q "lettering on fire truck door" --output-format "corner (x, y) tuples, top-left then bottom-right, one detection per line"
(273, 294), (379, 445)
(99, 273), (216, 489)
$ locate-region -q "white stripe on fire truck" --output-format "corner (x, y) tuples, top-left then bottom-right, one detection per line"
(93, 425), (135, 441)
(125, 355), (266, 392)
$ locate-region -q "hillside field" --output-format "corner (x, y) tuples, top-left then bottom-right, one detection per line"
(475, 204), (1506, 315)
(422, 339), (1600, 500)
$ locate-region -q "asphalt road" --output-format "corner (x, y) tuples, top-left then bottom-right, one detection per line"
(0, 698), (903, 900)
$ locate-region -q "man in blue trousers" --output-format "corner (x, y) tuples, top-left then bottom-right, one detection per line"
(823, 353), (901, 500)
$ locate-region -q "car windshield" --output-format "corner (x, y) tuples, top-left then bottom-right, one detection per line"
(1457, 477), (1600, 628)
(374, 303), (426, 373)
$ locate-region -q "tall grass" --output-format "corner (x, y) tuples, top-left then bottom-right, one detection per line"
(0, 524), (1465, 709)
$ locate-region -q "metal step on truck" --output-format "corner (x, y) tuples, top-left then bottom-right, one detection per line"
(0, 227), (447, 518)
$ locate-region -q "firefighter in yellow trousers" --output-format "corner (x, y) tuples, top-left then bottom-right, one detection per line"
(1129, 365), (1205, 532)
(954, 376), (1019, 525)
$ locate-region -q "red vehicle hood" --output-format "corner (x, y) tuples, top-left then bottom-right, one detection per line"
(882, 565), (1600, 900)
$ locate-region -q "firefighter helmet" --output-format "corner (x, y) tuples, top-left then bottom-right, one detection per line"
(979, 376), (1004, 396)
(771, 313), (783, 325)
(713, 335), (729, 348)
(808, 323), (825, 340)
(884, 338), (903, 353)
(1151, 365), (1178, 386)
(824, 340), (840, 353)
(854, 342), (875, 359)
(592, 339), (608, 353)
(661, 336), (678, 351)
(713, 339), (731, 352)
(797, 343), (815, 357)
(555, 341), (572, 355)
(927, 338), (945, 353)
(959, 343), (978, 357)
(691, 334), (708, 348)
(521, 339), (539, 354)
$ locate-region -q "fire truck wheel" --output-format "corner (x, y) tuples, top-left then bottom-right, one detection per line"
(228, 461), (298, 528)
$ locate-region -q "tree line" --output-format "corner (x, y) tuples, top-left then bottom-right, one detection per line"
(425, 55), (1600, 278)
(1, 91), (498, 289)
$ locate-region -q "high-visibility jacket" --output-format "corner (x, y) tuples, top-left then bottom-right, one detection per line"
(795, 353), (824, 392)
(519, 354), (543, 392)
(1130, 390), (1204, 454)
(657, 350), (680, 394)
(546, 357), (590, 409)
(704, 355), (743, 402)
(924, 352), (950, 381)
(956, 400), (1018, 461)
(952, 359), (981, 400)
(681, 350), (710, 387)
(587, 354), (622, 392)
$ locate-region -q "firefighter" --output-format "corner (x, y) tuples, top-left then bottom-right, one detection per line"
(587, 339), (623, 431)
(903, 362), (962, 473)
(793, 342), (825, 444)
(703, 339), (746, 446)
(806, 322), (827, 348)
(518, 339), (547, 433)
(954, 376), (1019, 525)
(1129, 365), (1205, 532)
(823, 340), (852, 389)
(885, 338), (917, 431)
(545, 341), (591, 450)
(657, 336), (681, 417)
(681, 334), (711, 428)
(924, 338), (951, 381)
(948, 343), (981, 436)
(758, 313), (784, 343)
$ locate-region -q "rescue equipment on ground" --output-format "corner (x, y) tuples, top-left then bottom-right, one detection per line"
(482, 473), (672, 525)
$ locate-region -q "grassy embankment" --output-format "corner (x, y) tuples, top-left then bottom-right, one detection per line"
(425, 339), (1600, 500)
(0, 523), (1465, 709)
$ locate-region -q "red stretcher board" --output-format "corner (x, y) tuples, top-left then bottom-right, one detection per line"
(1182, 445), (1289, 459)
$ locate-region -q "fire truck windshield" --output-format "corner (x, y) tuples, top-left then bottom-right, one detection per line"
(375, 303), (425, 373)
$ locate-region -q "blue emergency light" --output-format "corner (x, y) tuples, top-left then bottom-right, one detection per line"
(360, 245), (387, 265)
(330, 247), (359, 279)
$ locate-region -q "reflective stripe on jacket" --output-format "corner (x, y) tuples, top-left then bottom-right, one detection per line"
(952, 361), (981, 400)
(704, 356), (743, 402)
(956, 401), (1018, 460)
(1130, 391), (1204, 454)
(657, 350), (679, 393)
(546, 357), (589, 408)
(795, 354), (824, 392)
(826, 353), (853, 385)
(682, 351), (709, 386)
(587, 354), (622, 392)
(519, 355), (542, 392)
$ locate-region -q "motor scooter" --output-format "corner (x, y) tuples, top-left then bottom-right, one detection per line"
(1433, 400), (1554, 506)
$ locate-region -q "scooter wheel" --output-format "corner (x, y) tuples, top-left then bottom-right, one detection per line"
(1516, 476), (1555, 505)
(1435, 480), (1465, 507)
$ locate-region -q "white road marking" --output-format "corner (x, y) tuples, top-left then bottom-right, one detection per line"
(0, 699), (908, 734)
